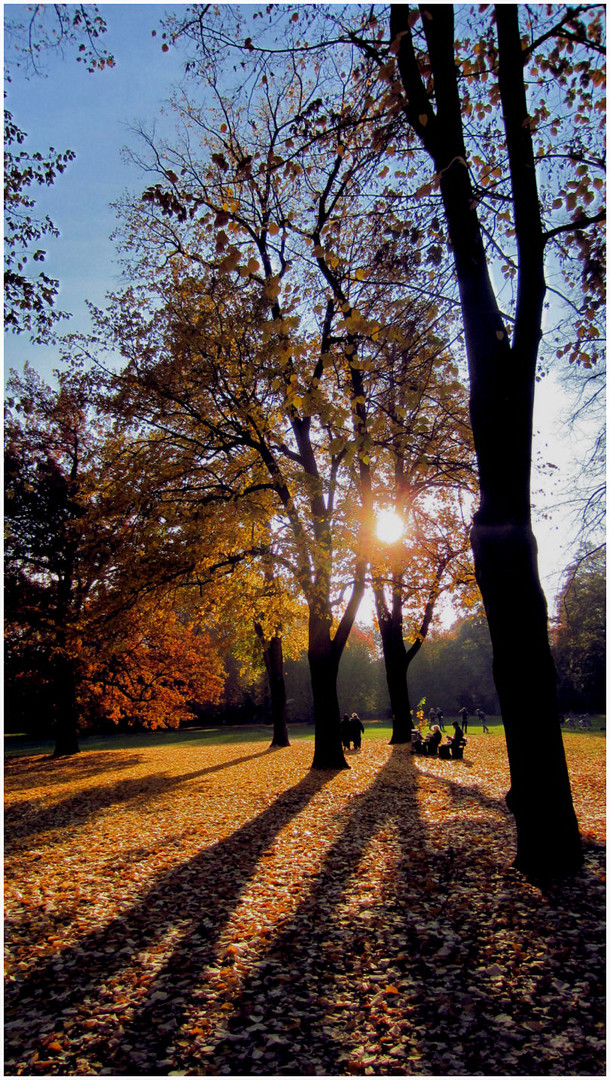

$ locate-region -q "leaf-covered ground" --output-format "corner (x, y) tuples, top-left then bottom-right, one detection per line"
(4, 733), (605, 1076)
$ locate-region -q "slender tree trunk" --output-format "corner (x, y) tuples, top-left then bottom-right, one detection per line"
(374, 588), (412, 744)
(254, 622), (290, 748)
(374, 567), (446, 745)
(267, 634), (290, 747)
(390, 3), (582, 878)
(53, 557), (81, 757)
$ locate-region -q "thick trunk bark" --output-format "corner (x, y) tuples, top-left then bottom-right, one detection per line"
(376, 614), (412, 745)
(309, 651), (347, 769)
(390, 3), (582, 878)
(471, 524), (582, 876)
(387, 658), (413, 745)
(267, 635), (290, 748)
(308, 610), (349, 770)
(52, 654), (80, 757)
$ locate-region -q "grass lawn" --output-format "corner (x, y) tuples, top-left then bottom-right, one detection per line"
(5, 713), (605, 759)
(5, 731), (605, 1076)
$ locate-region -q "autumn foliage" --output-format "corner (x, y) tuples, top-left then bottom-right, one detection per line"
(80, 599), (225, 731)
(4, 732), (605, 1075)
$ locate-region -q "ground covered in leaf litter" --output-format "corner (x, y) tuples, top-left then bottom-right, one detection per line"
(4, 733), (605, 1077)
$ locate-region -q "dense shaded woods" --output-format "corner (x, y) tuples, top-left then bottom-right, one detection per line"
(4, 4), (605, 881)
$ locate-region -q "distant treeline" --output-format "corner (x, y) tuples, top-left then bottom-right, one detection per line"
(197, 600), (605, 726)
(8, 595), (604, 736)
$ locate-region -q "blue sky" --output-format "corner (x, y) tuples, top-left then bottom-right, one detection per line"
(4, 4), (185, 379)
(3, 4), (595, 608)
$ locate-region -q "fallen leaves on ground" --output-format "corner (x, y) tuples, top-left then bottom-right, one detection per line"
(4, 733), (605, 1076)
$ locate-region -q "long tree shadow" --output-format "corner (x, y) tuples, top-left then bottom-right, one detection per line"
(4, 764), (335, 1075)
(116, 747), (603, 1077)
(5, 747), (273, 848)
(6, 748), (605, 1076)
(88, 747), (432, 1075)
(4, 751), (146, 792)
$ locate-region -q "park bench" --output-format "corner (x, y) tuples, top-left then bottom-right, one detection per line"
(412, 732), (467, 760)
(438, 737), (467, 760)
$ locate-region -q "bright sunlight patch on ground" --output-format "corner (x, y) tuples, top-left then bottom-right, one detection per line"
(375, 509), (403, 544)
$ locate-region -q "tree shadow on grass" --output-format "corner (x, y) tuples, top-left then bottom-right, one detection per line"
(121, 748), (603, 1077)
(5, 748), (605, 1077)
(3, 751), (146, 791)
(87, 747), (435, 1076)
(4, 764), (335, 1075)
(4, 747), (273, 848)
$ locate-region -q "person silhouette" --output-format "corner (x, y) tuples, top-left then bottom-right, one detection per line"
(476, 708), (489, 733)
(349, 712), (364, 750)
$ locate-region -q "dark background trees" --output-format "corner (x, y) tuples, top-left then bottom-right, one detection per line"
(552, 546), (606, 714)
(4, 364), (105, 754)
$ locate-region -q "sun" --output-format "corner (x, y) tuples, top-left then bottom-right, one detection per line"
(375, 508), (404, 544)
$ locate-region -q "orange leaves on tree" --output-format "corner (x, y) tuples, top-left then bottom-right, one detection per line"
(81, 600), (225, 731)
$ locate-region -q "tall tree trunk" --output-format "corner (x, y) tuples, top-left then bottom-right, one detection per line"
(254, 622), (290, 748)
(390, 3), (582, 878)
(373, 581), (412, 744)
(471, 523), (581, 875)
(267, 634), (290, 748)
(52, 652), (80, 757)
(374, 566), (447, 745)
(380, 630), (412, 745)
(308, 608), (349, 770)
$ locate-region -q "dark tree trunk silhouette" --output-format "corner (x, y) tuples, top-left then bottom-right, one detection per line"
(308, 602), (353, 771)
(390, 3), (582, 878)
(253, 621), (290, 748)
(52, 651), (80, 757)
(374, 563), (447, 745)
(373, 579), (412, 744)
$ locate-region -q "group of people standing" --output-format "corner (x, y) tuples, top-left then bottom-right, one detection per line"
(340, 712), (364, 751)
(427, 705), (489, 734)
(428, 706), (445, 730)
(458, 706), (489, 733)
